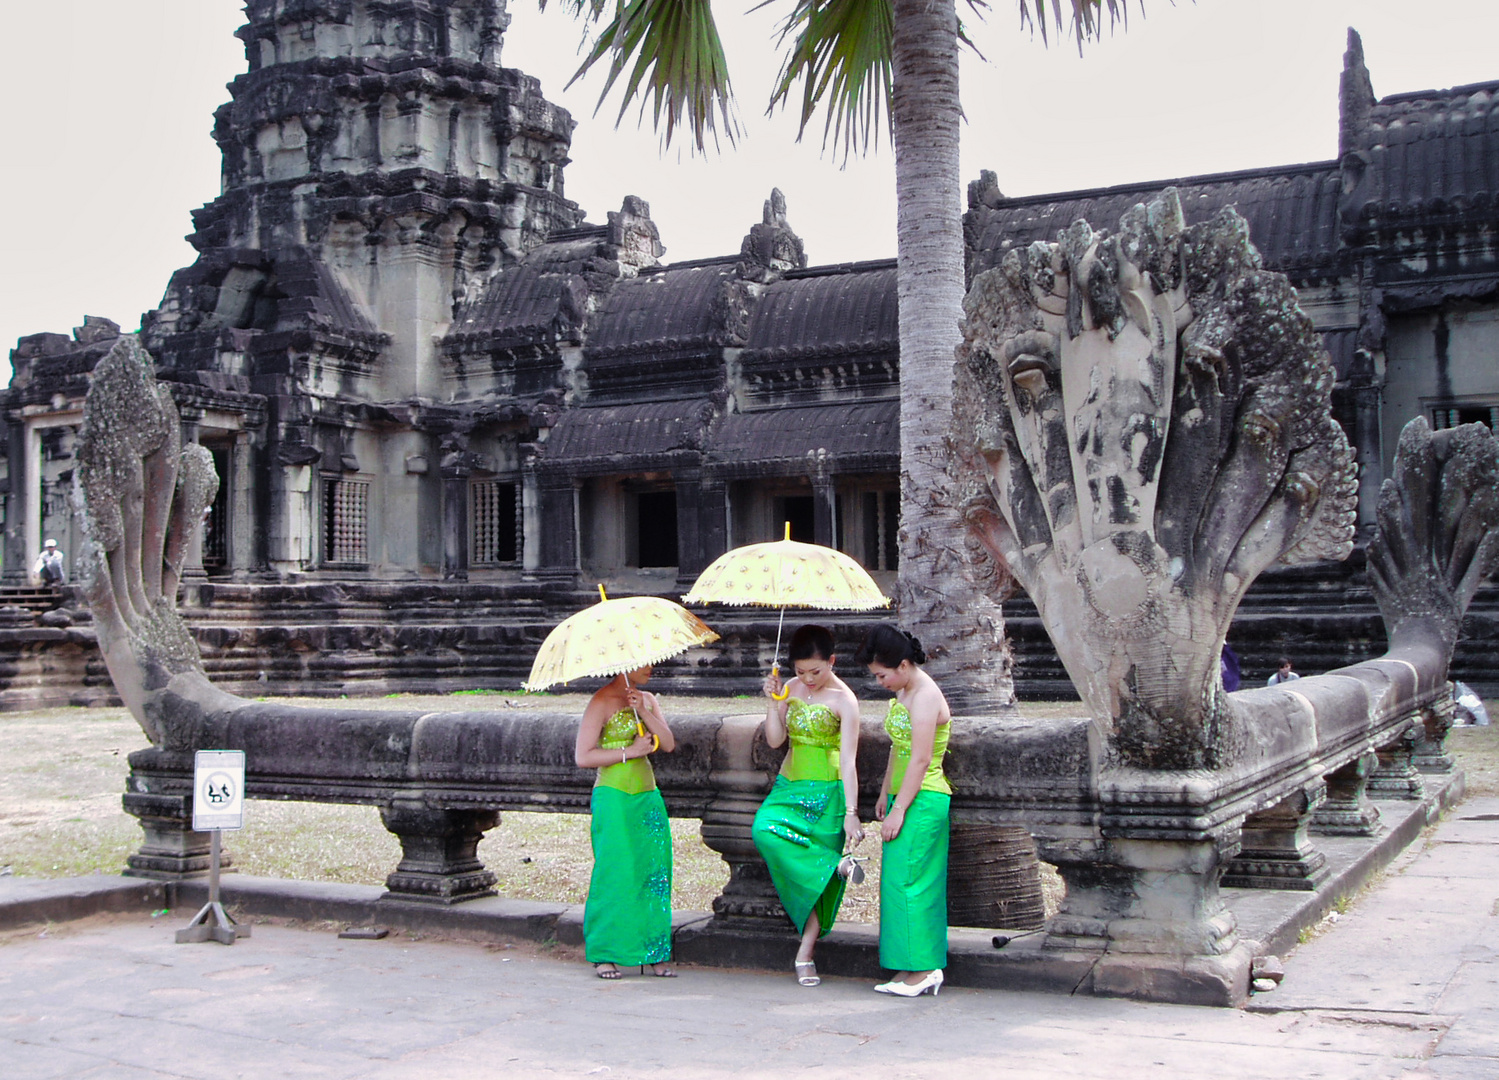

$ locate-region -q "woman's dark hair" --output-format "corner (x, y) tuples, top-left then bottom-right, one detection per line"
(854, 624), (925, 668)
(788, 624), (835, 662)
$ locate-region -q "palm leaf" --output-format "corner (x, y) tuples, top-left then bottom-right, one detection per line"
(566, 0), (739, 151)
(766, 0), (895, 161)
(1017, 0), (1136, 55)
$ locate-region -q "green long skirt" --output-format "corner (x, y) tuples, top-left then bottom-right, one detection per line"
(752, 776), (849, 937)
(880, 790), (950, 971)
(583, 785), (674, 966)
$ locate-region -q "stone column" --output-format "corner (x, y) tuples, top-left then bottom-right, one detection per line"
(1313, 751), (1382, 836)
(439, 437), (471, 582)
(673, 467), (726, 591)
(228, 432), (258, 575)
(377, 802), (499, 905)
(698, 792), (786, 928)
(525, 474), (581, 583)
(2, 415), (30, 582)
(1369, 721), (1425, 800)
(1222, 782), (1330, 890)
(1349, 350), (1383, 538)
(812, 473), (836, 549)
(178, 409), (208, 581)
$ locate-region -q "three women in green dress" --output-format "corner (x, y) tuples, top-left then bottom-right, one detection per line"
(857, 624), (951, 997)
(574, 664), (677, 979)
(751, 625), (866, 987)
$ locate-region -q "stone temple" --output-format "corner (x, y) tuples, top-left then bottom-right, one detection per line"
(2, 5), (1496, 703)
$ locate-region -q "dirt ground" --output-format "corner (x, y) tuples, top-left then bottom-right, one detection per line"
(4, 693), (1492, 920)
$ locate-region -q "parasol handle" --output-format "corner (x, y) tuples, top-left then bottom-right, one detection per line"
(769, 604), (790, 700)
(622, 671), (660, 753)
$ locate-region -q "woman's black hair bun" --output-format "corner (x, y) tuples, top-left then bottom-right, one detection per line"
(902, 631), (926, 665)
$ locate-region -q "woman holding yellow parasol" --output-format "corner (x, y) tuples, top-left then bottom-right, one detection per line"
(753, 624), (864, 987)
(525, 589), (719, 979)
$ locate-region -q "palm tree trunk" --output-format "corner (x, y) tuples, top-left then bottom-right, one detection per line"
(890, 0), (1010, 711)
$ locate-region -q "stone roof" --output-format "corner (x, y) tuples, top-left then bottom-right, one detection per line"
(448, 266), (586, 351)
(584, 260), (741, 359)
(741, 261), (899, 364)
(1356, 79), (1499, 224)
(965, 163), (1345, 285)
(540, 399), (716, 472)
(709, 399), (899, 478)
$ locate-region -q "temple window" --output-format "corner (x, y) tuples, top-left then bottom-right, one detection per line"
(470, 479), (520, 565)
(323, 478), (369, 565)
(772, 495), (814, 543)
(1430, 401), (1499, 432)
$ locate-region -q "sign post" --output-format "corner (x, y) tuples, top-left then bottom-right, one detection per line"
(176, 750), (251, 945)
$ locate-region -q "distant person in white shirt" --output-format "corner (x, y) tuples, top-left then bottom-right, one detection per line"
(33, 538), (65, 586)
(1267, 656), (1300, 686)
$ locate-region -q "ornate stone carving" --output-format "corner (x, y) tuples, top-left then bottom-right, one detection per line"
(953, 190), (1358, 769)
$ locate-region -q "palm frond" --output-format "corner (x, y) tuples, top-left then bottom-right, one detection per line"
(766, 0), (895, 163)
(568, 0), (739, 152)
(1016, 0), (1141, 56)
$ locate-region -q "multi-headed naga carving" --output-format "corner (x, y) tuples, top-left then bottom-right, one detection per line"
(953, 191), (1359, 767)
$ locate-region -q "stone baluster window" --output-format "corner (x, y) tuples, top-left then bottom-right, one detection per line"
(1430, 402), (1499, 432)
(470, 480), (520, 565)
(323, 478), (369, 565)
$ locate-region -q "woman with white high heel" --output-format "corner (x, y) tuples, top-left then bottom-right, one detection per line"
(858, 624), (950, 997)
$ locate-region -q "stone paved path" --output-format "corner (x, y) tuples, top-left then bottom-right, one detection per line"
(3, 797), (1497, 1079)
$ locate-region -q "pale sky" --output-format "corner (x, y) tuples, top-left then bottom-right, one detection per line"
(3, 0), (1497, 372)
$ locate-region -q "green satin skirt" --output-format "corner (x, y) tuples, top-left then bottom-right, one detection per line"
(752, 776), (849, 937)
(880, 790), (950, 971)
(583, 785), (674, 965)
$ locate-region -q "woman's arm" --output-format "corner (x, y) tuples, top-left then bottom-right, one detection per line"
(880, 690), (940, 842)
(836, 689), (864, 847)
(874, 739), (896, 821)
(575, 693), (623, 769)
(632, 688), (675, 753)
(761, 672), (790, 748)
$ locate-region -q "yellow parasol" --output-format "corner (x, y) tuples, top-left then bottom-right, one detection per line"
(524, 587), (720, 744)
(681, 523), (890, 697)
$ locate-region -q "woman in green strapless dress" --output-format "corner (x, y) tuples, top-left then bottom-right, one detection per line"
(752, 624), (865, 987)
(857, 624), (950, 997)
(574, 664), (677, 979)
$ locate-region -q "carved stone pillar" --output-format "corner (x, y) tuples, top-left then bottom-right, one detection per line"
(439, 440), (471, 582)
(178, 410), (208, 581)
(525, 474), (581, 583)
(812, 472), (836, 549)
(1412, 693), (1457, 773)
(2, 416), (29, 583)
(1222, 783), (1329, 890)
(121, 791), (229, 879)
(673, 467), (726, 591)
(1313, 751), (1383, 835)
(1349, 352), (1383, 539)
(228, 432), (257, 575)
(377, 803), (499, 904)
(1369, 723), (1425, 800)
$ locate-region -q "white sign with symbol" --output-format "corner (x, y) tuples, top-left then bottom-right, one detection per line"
(192, 750), (245, 831)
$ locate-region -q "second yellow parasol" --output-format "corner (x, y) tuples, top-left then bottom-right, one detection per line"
(681, 523), (889, 695)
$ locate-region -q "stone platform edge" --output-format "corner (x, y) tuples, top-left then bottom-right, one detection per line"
(0, 769), (1464, 1007)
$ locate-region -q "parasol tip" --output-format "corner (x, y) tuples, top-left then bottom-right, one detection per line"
(598, 584), (608, 603)
(783, 521), (791, 541)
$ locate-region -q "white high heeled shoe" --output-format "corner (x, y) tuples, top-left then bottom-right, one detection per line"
(875, 969), (943, 997)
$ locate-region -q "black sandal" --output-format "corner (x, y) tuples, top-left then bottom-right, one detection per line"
(595, 963), (622, 979)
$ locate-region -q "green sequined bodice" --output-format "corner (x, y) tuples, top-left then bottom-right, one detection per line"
(885, 701), (951, 795)
(786, 697), (841, 750)
(598, 709), (637, 750)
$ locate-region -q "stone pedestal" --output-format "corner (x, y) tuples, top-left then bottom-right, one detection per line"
(1369, 725), (1425, 800)
(378, 804), (498, 905)
(697, 793), (786, 927)
(1041, 836), (1240, 956)
(1222, 783), (1329, 890)
(1313, 752), (1383, 836)
(121, 791), (230, 880)
(1413, 694), (1457, 773)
